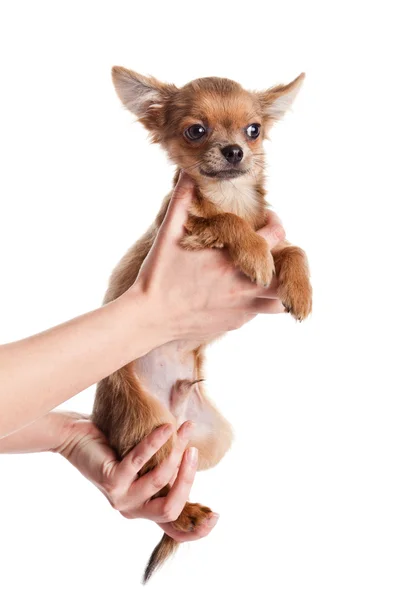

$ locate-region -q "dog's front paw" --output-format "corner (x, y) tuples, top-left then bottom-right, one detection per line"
(280, 277), (312, 321)
(275, 246), (312, 321)
(181, 218), (225, 250)
(180, 232), (224, 251)
(233, 237), (275, 287)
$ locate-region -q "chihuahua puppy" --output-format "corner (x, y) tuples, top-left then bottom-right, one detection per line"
(92, 67), (312, 582)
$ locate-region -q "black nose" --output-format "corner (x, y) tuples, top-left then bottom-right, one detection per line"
(221, 144), (244, 165)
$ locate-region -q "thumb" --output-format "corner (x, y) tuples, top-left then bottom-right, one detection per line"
(158, 171), (196, 243)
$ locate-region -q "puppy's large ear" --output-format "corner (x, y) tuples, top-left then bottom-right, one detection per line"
(258, 73), (305, 120)
(112, 66), (177, 138)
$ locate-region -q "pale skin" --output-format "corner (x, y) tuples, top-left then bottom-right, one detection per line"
(0, 172), (285, 542)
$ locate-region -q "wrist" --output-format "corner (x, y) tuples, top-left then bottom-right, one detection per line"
(51, 412), (89, 454)
(54, 412), (98, 460)
(116, 283), (176, 354)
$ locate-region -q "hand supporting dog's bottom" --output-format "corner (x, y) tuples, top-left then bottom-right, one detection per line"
(57, 415), (218, 541)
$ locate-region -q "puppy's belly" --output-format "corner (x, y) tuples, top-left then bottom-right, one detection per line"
(133, 340), (199, 411)
(132, 341), (218, 443)
(132, 341), (232, 470)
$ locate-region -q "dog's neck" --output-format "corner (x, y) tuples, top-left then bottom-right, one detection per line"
(197, 172), (267, 228)
(198, 174), (256, 215)
(172, 168), (268, 228)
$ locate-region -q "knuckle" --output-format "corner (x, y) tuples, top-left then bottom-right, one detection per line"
(142, 438), (155, 452)
(161, 504), (180, 523)
(119, 510), (134, 520)
(147, 437), (163, 454)
(151, 474), (168, 491)
(102, 480), (116, 497)
(108, 492), (122, 511)
(131, 454), (145, 471)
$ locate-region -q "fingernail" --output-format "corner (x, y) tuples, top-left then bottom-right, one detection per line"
(187, 447), (198, 465)
(182, 421), (194, 437)
(161, 424), (173, 434)
(207, 513), (220, 527)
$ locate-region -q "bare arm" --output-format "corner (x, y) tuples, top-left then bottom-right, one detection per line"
(0, 173), (285, 439)
(0, 292), (167, 439)
(0, 410), (76, 454)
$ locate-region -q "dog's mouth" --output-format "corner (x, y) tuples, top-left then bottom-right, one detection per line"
(199, 168), (248, 180)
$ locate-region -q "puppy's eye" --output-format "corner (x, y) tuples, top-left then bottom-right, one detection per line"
(246, 123), (261, 139)
(185, 124), (206, 141)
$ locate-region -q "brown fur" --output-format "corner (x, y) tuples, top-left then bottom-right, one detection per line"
(92, 67), (312, 582)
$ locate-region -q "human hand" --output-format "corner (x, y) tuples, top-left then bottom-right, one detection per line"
(131, 172), (286, 343)
(58, 414), (218, 541)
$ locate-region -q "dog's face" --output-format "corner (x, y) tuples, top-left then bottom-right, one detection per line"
(112, 68), (304, 185)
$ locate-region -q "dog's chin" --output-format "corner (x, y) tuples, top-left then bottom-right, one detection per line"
(199, 167), (248, 180)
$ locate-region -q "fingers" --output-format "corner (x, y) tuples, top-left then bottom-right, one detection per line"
(256, 209), (286, 249)
(248, 275), (280, 299)
(158, 172), (196, 243)
(237, 271), (280, 299)
(159, 513), (220, 542)
(166, 447), (198, 510)
(116, 424), (174, 491)
(143, 446), (198, 523)
(261, 275), (279, 298)
(105, 426), (219, 537)
(130, 421), (193, 506)
(250, 298), (286, 314)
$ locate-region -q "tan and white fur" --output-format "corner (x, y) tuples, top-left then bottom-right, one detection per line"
(92, 67), (312, 582)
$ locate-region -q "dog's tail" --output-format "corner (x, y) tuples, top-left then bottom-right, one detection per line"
(143, 534), (178, 584)
(143, 500), (213, 583)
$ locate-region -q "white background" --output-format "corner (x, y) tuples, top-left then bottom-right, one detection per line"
(0, 1), (399, 599)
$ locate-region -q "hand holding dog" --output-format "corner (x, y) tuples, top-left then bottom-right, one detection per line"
(132, 171), (286, 343)
(58, 415), (218, 541)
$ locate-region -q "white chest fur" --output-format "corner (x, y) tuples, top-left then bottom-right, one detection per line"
(200, 175), (259, 220)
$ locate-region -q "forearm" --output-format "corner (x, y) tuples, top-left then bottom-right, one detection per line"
(0, 288), (169, 438)
(0, 411), (77, 454)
